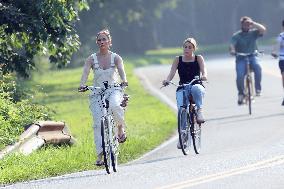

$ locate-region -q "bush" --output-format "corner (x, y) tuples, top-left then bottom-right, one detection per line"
(0, 73), (54, 150)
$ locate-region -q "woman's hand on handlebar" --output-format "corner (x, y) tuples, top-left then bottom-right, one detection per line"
(201, 76), (208, 81)
(162, 80), (170, 86)
(78, 85), (88, 92)
(121, 81), (128, 87)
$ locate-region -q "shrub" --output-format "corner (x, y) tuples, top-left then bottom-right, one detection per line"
(0, 73), (54, 150)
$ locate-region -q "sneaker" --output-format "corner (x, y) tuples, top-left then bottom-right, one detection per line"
(282, 98), (284, 106)
(196, 108), (205, 123)
(255, 90), (261, 97)
(238, 94), (244, 105)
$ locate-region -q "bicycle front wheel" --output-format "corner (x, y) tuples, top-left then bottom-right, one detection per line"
(246, 77), (252, 115)
(110, 117), (119, 172)
(191, 112), (201, 154)
(178, 107), (191, 155)
(101, 118), (111, 174)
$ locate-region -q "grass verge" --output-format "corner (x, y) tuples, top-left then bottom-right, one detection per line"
(0, 59), (176, 184)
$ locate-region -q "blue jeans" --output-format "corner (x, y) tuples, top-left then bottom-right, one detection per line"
(176, 84), (205, 109)
(236, 55), (262, 95)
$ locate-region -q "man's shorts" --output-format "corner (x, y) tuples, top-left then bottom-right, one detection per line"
(279, 60), (284, 73)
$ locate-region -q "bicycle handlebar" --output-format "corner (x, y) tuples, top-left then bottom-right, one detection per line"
(234, 50), (263, 57)
(161, 76), (202, 89)
(78, 83), (127, 92)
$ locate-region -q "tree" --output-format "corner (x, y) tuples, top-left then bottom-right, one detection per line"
(76, 0), (180, 54)
(0, 0), (88, 77)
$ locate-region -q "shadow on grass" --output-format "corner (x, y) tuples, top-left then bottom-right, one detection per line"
(31, 82), (84, 104)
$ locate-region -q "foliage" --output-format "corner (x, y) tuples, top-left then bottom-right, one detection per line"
(0, 98), (53, 150)
(0, 72), (54, 150)
(0, 70), (29, 102)
(76, 0), (180, 55)
(0, 0), (88, 77)
(73, 0), (283, 60)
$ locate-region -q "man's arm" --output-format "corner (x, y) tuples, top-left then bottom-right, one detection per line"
(251, 21), (266, 35)
(229, 44), (236, 55)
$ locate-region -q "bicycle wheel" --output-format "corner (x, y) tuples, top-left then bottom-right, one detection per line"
(191, 112), (201, 154)
(178, 107), (191, 155)
(110, 117), (119, 172)
(246, 77), (252, 115)
(101, 117), (111, 174)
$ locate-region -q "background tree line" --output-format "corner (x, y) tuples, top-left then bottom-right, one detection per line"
(74, 0), (284, 66)
(1, 0), (284, 75)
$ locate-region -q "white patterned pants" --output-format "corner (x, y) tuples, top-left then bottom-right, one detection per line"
(89, 89), (125, 155)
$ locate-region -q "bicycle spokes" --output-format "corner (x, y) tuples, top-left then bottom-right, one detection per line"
(178, 108), (191, 155)
(101, 118), (111, 174)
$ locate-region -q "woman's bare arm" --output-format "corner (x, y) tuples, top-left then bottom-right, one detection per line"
(162, 57), (179, 85)
(197, 55), (207, 80)
(79, 56), (93, 87)
(115, 54), (127, 83)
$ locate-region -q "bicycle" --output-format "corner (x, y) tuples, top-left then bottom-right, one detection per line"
(162, 76), (204, 155)
(79, 82), (128, 174)
(235, 52), (258, 115)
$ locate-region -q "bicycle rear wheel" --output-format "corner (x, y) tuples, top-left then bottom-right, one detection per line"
(101, 117), (111, 174)
(191, 112), (201, 154)
(178, 107), (191, 155)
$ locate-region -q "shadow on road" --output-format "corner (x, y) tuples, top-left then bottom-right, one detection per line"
(207, 112), (284, 125)
(207, 114), (249, 122)
(129, 155), (181, 166)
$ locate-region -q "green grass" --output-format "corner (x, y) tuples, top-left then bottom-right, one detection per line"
(145, 43), (229, 57)
(0, 58), (176, 184)
(123, 43), (229, 68)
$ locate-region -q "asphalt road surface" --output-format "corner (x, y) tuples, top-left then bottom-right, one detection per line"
(2, 54), (284, 189)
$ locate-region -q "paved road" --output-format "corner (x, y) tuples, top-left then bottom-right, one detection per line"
(2, 54), (284, 189)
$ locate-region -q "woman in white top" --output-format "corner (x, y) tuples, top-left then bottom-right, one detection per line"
(272, 20), (284, 105)
(78, 29), (128, 166)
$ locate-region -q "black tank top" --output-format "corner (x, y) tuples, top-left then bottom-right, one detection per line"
(177, 55), (200, 85)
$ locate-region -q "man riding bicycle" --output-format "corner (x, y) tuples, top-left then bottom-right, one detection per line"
(229, 16), (266, 105)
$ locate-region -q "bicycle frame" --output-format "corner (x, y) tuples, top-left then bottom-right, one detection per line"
(163, 77), (203, 154)
(236, 52), (256, 114)
(81, 82), (126, 173)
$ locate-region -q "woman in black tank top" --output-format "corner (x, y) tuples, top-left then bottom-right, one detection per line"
(162, 38), (207, 124)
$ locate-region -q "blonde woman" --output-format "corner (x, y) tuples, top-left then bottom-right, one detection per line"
(162, 37), (207, 124)
(78, 29), (128, 166)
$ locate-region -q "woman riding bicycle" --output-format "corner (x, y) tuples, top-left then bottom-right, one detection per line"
(162, 37), (207, 124)
(78, 29), (128, 166)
